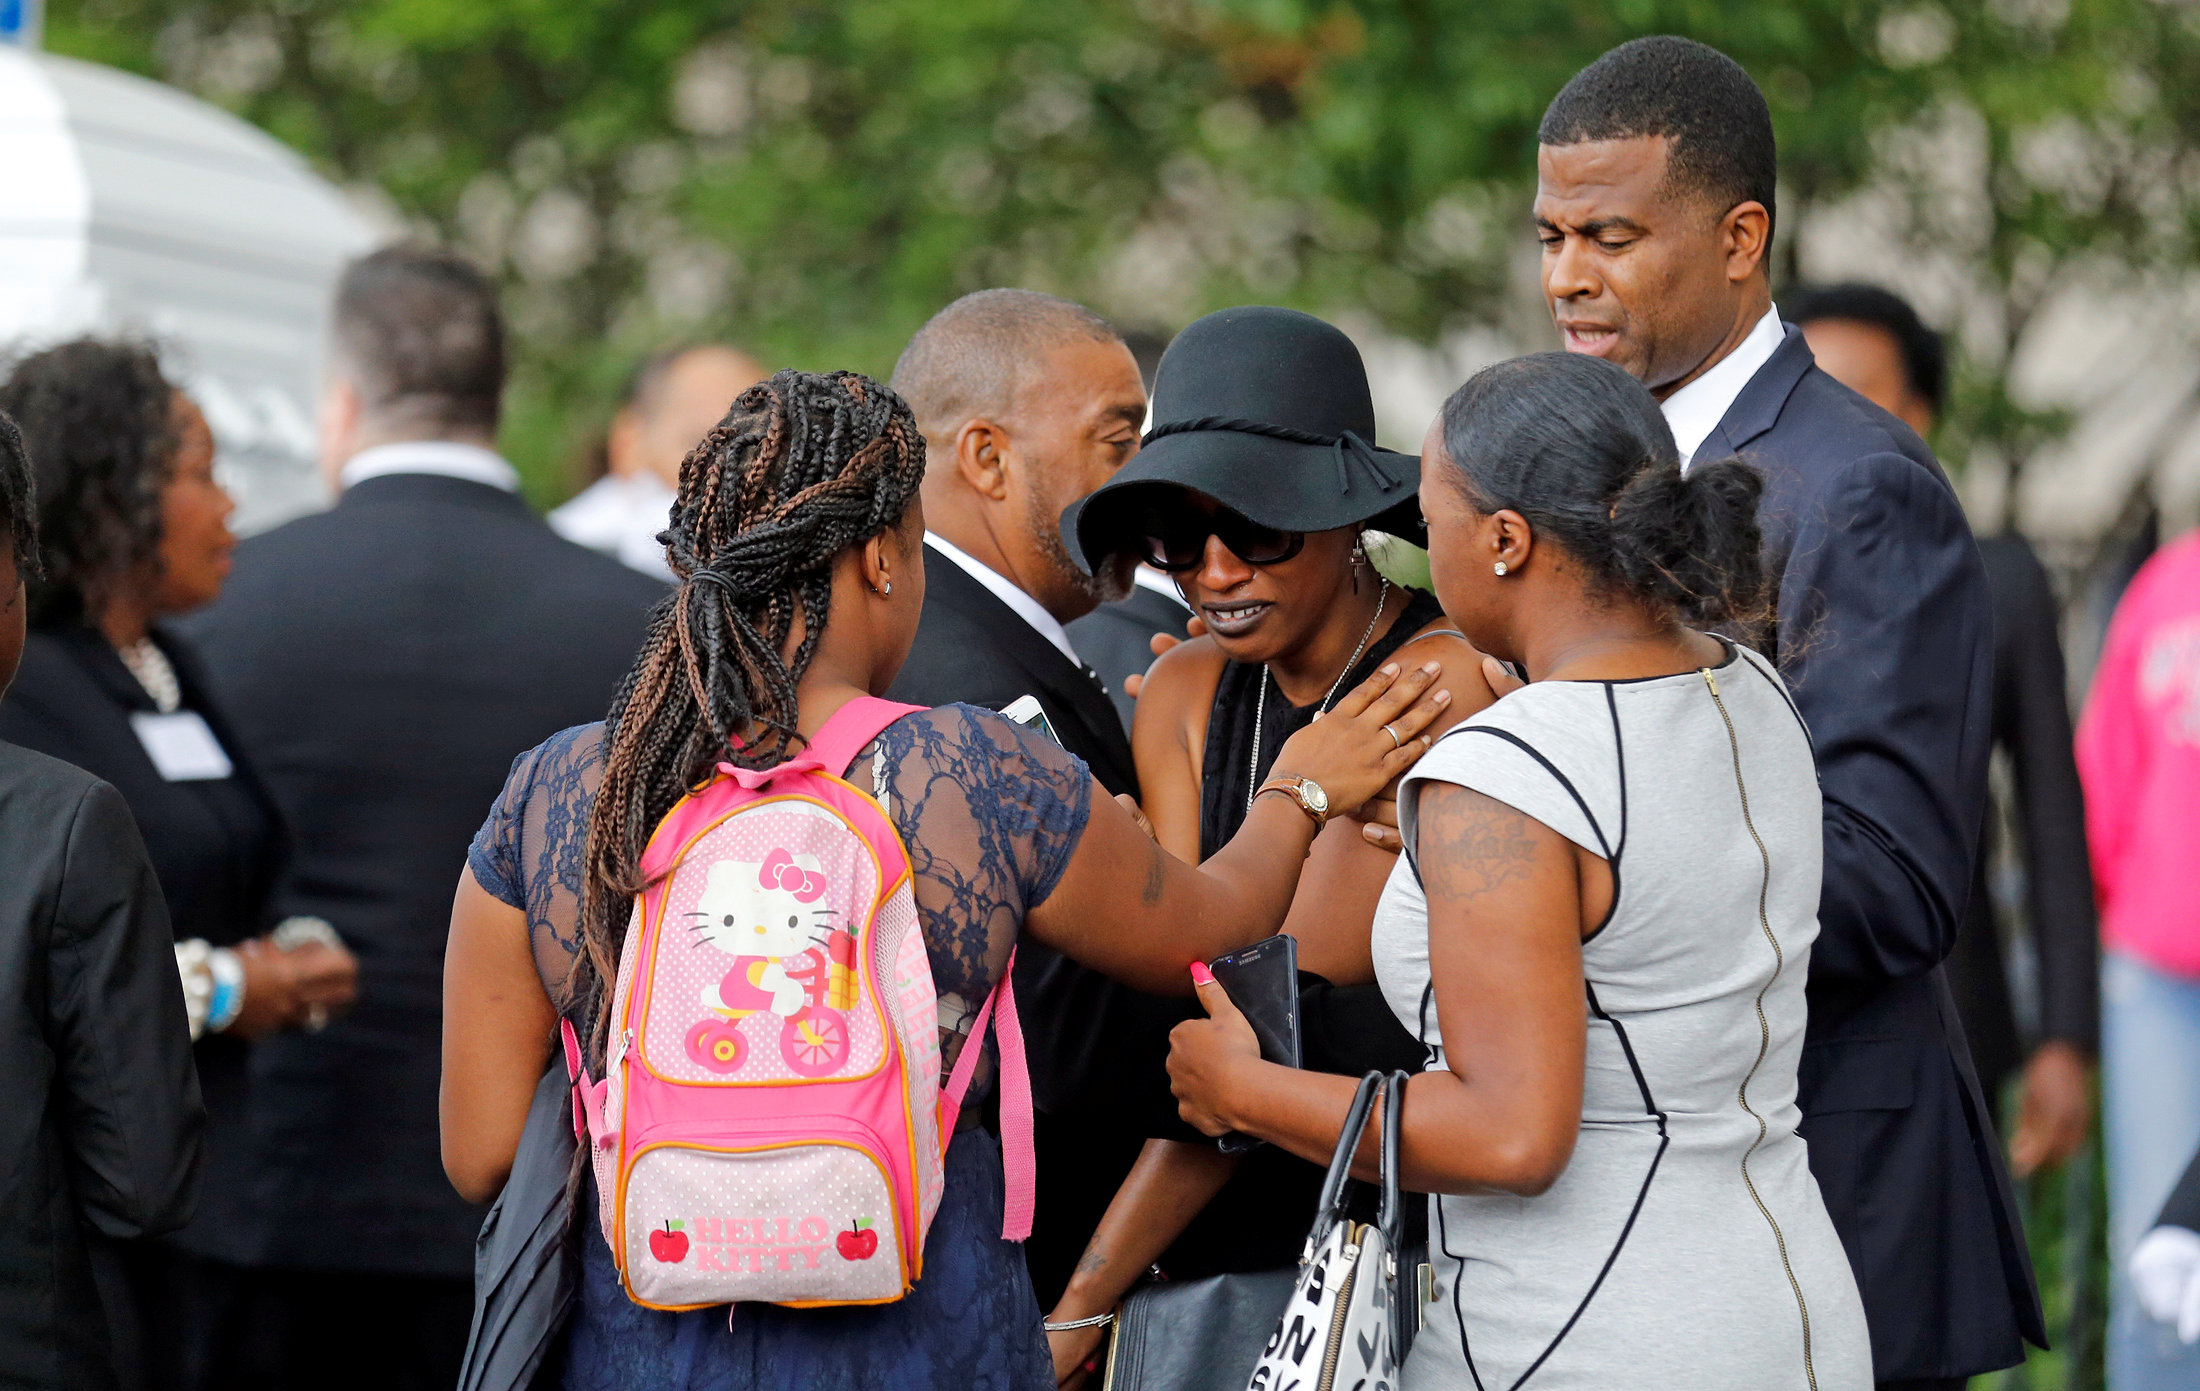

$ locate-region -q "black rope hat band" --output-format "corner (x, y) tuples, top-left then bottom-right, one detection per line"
(1141, 415), (1405, 497)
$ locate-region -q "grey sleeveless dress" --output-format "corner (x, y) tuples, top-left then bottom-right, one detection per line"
(1370, 643), (1873, 1389)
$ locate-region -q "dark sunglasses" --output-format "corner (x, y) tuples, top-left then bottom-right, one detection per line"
(1138, 510), (1306, 572)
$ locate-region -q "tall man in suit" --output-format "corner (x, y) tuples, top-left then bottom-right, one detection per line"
(1529, 39), (2043, 1387)
(184, 246), (664, 1391)
(884, 289), (1160, 1305)
(1791, 281), (2098, 1181)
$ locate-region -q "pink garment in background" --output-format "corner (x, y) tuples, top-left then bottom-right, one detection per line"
(2077, 530), (2200, 979)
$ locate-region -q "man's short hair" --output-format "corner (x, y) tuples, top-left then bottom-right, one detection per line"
(1540, 36), (1778, 238)
(332, 244), (505, 436)
(889, 289), (1120, 448)
(1786, 282), (1947, 415)
(0, 410), (36, 581)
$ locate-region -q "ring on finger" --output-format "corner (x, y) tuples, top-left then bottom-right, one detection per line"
(1382, 724), (1402, 749)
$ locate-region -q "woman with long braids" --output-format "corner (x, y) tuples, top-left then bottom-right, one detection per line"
(439, 369), (1450, 1386)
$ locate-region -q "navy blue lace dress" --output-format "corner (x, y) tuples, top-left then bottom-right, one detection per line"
(468, 704), (1092, 1390)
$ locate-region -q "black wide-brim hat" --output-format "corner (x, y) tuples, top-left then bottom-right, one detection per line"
(1063, 305), (1423, 573)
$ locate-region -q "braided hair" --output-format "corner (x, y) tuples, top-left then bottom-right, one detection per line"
(572, 369), (926, 1064)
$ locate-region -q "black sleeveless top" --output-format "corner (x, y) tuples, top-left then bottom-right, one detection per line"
(1199, 588), (1449, 858)
(1160, 588), (1447, 1281)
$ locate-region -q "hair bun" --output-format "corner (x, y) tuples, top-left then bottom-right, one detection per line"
(1606, 457), (1768, 627)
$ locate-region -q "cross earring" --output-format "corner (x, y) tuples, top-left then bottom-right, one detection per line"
(1493, 561), (1508, 577)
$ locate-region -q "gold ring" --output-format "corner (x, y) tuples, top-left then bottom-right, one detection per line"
(1382, 724), (1402, 749)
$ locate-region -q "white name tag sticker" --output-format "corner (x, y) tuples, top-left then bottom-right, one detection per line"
(130, 711), (235, 782)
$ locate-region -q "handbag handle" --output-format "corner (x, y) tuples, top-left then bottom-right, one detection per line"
(1380, 1069), (1414, 1363)
(1308, 1072), (1385, 1248)
(1378, 1070), (1406, 1253)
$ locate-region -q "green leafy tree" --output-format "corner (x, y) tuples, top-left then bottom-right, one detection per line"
(48, 0), (2200, 552)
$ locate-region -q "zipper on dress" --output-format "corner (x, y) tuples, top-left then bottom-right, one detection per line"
(1702, 666), (1819, 1391)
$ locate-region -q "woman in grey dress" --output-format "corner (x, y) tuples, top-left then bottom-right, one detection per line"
(1168, 352), (1873, 1388)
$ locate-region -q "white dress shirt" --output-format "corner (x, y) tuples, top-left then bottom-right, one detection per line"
(338, 440), (523, 493)
(1660, 305), (1784, 470)
(924, 532), (1082, 665)
(548, 474), (678, 580)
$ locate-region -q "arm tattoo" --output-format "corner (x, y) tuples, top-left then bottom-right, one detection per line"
(1140, 835), (1166, 906)
(1418, 784), (1543, 907)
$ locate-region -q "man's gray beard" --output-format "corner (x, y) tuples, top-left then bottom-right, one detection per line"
(1029, 491), (1134, 608)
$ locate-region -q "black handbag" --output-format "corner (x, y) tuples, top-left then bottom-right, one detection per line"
(1102, 1268), (1299, 1391)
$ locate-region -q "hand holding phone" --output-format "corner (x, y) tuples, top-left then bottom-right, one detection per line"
(1206, 934), (1302, 1152)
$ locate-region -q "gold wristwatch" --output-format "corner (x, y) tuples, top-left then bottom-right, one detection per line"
(1254, 774), (1332, 825)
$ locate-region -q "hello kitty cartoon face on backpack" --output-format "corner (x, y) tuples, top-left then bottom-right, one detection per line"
(691, 852), (834, 1021)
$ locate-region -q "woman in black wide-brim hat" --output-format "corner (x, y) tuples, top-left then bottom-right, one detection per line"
(1043, 307), (1493, 1377)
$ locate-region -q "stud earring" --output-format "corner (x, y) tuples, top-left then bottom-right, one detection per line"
(1493, 561), (1508, 577)
(880, 581), (893, 597)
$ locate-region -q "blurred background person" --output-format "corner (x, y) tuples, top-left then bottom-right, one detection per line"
(1043, 307), (1480, 1376)
(2077, 518), (2200, 1389)
(181, 245), (664, 1391)
(882, 287), (1157, 1306)
(549, 342), (766, 579)
(0, 341), (358, 1391)
(0, 409), (206, 1391)
(2131, 1140), (2200, 1354)
(1791, 283), (2098, 1180)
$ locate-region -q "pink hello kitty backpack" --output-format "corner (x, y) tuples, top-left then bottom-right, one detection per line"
(559, 696), (1035, 1311)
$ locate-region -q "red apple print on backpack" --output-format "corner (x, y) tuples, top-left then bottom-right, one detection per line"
(649, 1220), (690, 1263)
(836, 1217), (878, 1261)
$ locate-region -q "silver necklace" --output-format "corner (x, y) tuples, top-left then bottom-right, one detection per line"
(1245, 578), (1391, 813)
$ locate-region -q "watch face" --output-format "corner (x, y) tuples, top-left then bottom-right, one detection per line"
(1302, 781), (1330, 816)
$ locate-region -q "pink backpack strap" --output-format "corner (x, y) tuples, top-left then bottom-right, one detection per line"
(938, 948), (1036, 1243)
(805, 696), (926, 777)
(559, 1017), (611, 1149)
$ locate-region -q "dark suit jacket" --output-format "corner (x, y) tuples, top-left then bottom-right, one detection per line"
(0, 623), (286, 1265)
(0, 741), (203, 1390)
(889, 543), (1137, 793)
(1704, 327), (2045, 1377)
(180, 471), (664, 1279)
(1945, 533), (2099, 1098)
(886, 542), (1166, 1304)
(1066, 583), (1193, 733)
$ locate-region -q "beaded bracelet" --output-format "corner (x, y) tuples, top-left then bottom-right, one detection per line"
(206, 947), (246, 1033)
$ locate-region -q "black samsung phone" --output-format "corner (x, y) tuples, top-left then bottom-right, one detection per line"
(1206, 934), (1302, 1153)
